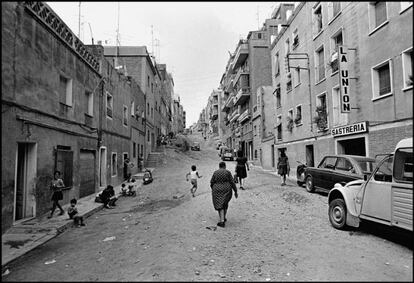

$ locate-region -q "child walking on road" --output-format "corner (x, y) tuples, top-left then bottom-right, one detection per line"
(186, 165), (202, 197)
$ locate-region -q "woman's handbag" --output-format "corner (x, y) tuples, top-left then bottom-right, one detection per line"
(233, 174), (238, 183)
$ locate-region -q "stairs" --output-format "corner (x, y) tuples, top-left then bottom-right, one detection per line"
(145, 152), (162, 168)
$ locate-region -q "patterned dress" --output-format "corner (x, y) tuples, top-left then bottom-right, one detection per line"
(210, 168), (237, 211)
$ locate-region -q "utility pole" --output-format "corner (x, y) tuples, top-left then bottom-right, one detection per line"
(78, 2), (81, 38)
(151, 25), (154, 57)
(256, 5), (260, 30)
(88, 22), (94, 45)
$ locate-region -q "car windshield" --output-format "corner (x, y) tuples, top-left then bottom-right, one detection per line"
(357, 160), (376, 173)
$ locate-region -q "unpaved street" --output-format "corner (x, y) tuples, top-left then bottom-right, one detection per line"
(3, 133), (413, 281)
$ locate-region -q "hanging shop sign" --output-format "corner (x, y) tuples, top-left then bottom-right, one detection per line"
(331, 121), (368, 137)
(339, 46), (350, 113)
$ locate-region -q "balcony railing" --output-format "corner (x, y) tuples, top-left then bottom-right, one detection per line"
(234, 87), (250, 106)
(229, 108), (240, 123)
(238, 108), (251, 124)
(234, 66), (250, 85)
(232, 41), (249, 71)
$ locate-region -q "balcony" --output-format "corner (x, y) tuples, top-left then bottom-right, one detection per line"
(252, 104), (261, 120)
(222, 93), (234, 112)
(232, 41), (249, 71)
(234, 66), (250, 86)
(238, 108), (251, 124)
(234, 87), (250, 107)
(229, 108), (240, 123)
(211, 107), (218, 120)
(224, 74), (235, 92)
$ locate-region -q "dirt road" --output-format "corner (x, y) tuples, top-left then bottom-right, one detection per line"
(3, 133), (413, 281)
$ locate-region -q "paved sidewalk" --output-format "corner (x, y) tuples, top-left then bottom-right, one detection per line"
(1, 169), (154, 270)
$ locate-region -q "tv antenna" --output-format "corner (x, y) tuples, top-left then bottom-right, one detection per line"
(88, 22), (94, 44)
(78, 2), (81, 38)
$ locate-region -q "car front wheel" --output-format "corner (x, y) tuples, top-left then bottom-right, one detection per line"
(305, 176), (315, 193)
(329, 198), (347, 230)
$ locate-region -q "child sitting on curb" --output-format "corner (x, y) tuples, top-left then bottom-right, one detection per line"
(67, 198), (85, 227)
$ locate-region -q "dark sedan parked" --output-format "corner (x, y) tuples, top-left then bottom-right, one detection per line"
(303, 155), (376, 193)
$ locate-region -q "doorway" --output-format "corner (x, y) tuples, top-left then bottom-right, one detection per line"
(337, 137), (366, 156)
(14, 143), (37, 222)
(306, 144), (315, 167)
(79, 149), (96, 198)
(271, 145), (275, 168)
(99, 147), (107, 189)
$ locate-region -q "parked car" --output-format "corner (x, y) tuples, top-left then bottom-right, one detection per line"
(303, 155), (377, 193)
(191, 142), (200, 151)
(328, 138), (413, 232)
(220, 147), (234, 161)
(216, 141), (222, 150)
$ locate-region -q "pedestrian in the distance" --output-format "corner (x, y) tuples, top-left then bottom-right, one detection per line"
(123, 157), (133, 182)
(277, 151), (290, 186)
(235, 150), (249, 190)
(210, 161), (238, 228)
(48, 170), (65, 218)
(186, 165), (202, 197)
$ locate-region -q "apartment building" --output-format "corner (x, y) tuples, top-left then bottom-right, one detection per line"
(103, 46), (162, 158)
(270, 2), (412, 171)
(1, 2), (146, 233)
(219, 3), (295, 160)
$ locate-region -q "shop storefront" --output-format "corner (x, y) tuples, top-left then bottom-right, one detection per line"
(332, 121), (369, 156)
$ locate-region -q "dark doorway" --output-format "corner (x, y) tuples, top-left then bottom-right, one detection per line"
(79, 150), (96, 198)
(271, 145), (275, 168)
(337, 137), (366, 156)
(306, 144), (315, 167)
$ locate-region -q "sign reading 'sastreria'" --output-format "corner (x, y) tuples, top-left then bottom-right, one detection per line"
(339, 46), (350, 113)
(331, 121), (368, 137)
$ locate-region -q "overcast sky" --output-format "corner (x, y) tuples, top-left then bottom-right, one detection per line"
(48, 2), (278, 126)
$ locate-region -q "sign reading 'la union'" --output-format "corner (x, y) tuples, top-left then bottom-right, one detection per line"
(331, 121), (368, 137)
(339, 46), (350, 113)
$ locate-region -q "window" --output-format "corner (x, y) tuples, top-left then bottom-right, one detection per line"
(258, 33), (262, 39)
(374, 2), (387, 27)
(133, 142), (136, 158)
(147, 103), (150, 115)
(402, 48), (413, 89)
(275, 84), (281, 108)
(111, 152), (117, 177)
(319, 157), (336, 169)
(328, 2), (341, 22)
(274, 52), (280, 77)
(330, 30), (343, 73)
(147, 75), (150, 88)
(336, 158), (354, 172)
(85, 91), (93, 116)
(394, 148), (413, 183)
(254, 150), (258, 159)
(315, 46), (325, 82)
(131, 101), (135, 117)
(369, 2), (388, 33)
(332, 86), (348, 126)
(316, 92), (329, 130)
(147, 130), (150, 142)
(313, 4), (323, 36)
(277, 115), (282, 140)
(151, 83), (154, 93)
(254, 125), (257, 136)
(400, 2), (413, 13)
(151, 107), (154, 118)
(294, 67), (301, 86)
(59, 75), (73, 106)
(295, 105), (302, 125)
(286, 72), (292, 92)
(285, 38), (290, 55)
(371, 59), (393, 99)
(373, 156), (393, 182)
(55, 146), (73, 188)
(292, 29), (299, 49)
(123, 105), (128, 126)
(106, 92), (113, 118)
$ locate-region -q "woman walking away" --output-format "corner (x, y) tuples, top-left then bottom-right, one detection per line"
(277, 151), (290, 186)
(235, 150), (249, 190)
(48, 170), (65, 218)
(210, 161), (238, 228)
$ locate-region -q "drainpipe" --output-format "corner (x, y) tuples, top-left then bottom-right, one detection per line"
(307, 55), (313, 134)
